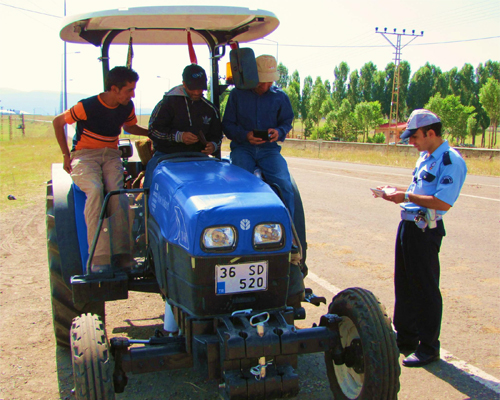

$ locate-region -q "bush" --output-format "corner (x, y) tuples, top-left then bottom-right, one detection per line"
(368, 132), (386, 144)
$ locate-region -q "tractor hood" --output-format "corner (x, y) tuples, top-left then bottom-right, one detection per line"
(148, 158), (292, 257)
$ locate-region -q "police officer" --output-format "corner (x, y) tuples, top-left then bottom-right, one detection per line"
(377, 109), (467, 367)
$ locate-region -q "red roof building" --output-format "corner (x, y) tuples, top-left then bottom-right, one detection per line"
(375, 122), (407, 143)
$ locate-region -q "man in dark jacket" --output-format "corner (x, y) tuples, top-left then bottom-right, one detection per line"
(144, 64), (222, 187)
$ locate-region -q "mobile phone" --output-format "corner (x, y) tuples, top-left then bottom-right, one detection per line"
(253, 129), (270, 141)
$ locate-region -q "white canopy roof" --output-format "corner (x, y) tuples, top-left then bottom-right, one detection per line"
(60, 6), (279, 46)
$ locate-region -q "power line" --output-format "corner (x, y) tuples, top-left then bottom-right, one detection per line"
(0, 3), (61, 18)
(255, 36), (500, 49)
(412, 36), (500, 46)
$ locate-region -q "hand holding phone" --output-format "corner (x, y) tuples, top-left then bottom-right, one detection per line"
(253, 129), (270, 141)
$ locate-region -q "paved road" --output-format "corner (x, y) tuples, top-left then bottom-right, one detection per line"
(287, 156), (500, 399)
(7, 155), (495, 399)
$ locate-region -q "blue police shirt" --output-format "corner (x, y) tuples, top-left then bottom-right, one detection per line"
(222, 86), (294, 147)
(402, 140), (467, 216)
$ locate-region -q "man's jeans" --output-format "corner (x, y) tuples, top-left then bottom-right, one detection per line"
(230, 145), (295, 218)
(70, 148), (131, 263)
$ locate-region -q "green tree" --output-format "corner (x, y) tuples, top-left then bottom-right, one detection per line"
(324, 79), (331, 95)
(372, 70), (386, 113)
(477, 60), (500, 87)
(353, 101), (384, 143)
(475, 62), (499, 146)
(398, 61), (412, 119)
(466, 113), (479, 145)
(407, 63), (444, 111)
(458, 64), (476, 107)
(291, 70), (301, 86)
(347, 70), (361, 108)
(425, 94), (474, 144)
(359, 61), (378, 102)
(407, 63), (436, 111)
(382, 63), (396, 117)
(301, 75), (313, 124)
(326, 98), (354, 141)
(277, 62), (289, 89)
(479, 77), (500, 148)
(309, 77), (327, 128)
(284, 86), (300, 136)
(446, 67), (460, 97)
(332, 62), (350, 106)
(320, 97), (335, 119)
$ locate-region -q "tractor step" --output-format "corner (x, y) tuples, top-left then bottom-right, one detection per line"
(71, 271), (129, 303)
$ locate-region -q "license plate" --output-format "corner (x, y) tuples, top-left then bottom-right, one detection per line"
(215, 261), (268, 295)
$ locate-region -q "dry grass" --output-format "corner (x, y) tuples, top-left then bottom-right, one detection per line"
(221, 140), (499, 176)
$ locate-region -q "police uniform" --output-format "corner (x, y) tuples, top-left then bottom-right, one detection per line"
(394, 140), (467, 356)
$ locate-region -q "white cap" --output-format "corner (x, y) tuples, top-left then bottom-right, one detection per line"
(256, 55), (279, 83)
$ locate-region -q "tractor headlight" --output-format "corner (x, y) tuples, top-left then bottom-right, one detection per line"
(253, 223), (284, 250)
(202, 226), (237, 251)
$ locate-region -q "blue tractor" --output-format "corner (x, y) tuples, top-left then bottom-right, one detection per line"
(47, 6), (400, 400)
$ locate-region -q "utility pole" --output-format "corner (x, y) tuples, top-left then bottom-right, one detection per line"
(376, 27), (423, 144)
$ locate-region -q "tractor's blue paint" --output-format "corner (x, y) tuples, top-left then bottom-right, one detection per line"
(149, 158), (292, 257)
(51, 164), (84, 282)
(72, 184), (89, 272)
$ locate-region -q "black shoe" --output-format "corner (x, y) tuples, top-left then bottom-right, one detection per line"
(403, 352), (440, 368)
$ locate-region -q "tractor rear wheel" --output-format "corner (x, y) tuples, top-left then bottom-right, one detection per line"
(46, 180), (105, 347)
(70, 313), (115, 400)
(325, 287), (400, 400)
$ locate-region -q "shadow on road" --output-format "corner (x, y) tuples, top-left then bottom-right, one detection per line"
(424, 359), (500, 399)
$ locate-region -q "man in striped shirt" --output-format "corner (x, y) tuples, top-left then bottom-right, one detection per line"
(53, 66), (148, 271)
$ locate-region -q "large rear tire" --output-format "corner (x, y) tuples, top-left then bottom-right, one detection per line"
(325, 288), (400, 400)
(47, 180), (105, 347)
(71, 313), (115, 400)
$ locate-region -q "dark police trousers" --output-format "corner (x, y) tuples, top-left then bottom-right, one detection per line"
(394, 219), (445, 356)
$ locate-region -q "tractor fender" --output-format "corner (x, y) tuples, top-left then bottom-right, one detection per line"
(51, 163), (85, 285)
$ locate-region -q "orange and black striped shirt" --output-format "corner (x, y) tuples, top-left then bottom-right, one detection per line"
(65, 94), (137, 151)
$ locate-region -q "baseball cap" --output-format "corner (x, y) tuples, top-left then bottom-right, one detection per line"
(182, 64), (207, 90)
(256, 55), (279, 83)
(401, 109), (441, 139)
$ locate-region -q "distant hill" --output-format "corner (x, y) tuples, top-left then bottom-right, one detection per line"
(0, 88), (152, 115)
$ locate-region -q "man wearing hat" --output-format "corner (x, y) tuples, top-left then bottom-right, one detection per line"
(377, 109), (467, 367)
(222, 54), (295, 218)
(144, 64), (222, 188)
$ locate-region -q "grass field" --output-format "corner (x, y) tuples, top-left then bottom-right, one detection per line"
(1, 117), (498, 212)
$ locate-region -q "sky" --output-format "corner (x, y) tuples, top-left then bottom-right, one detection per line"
(0, 0), (499, 112)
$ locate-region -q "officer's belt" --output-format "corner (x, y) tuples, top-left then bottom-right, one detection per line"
(401, 209), (442, 222)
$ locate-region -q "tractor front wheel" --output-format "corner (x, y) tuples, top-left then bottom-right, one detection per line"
(324, 287), (400, 400)
(70, 313), (115, 400)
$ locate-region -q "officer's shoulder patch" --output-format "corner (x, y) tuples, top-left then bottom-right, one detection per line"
(443, 151), (452, 165)
(441, 175), (453, 184)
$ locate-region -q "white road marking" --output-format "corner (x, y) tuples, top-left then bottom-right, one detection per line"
(289, 158), (500, 189)
(306, 270), (500, 394)
(290, 167), (500, 202)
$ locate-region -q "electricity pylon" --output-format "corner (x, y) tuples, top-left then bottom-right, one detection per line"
(376, 28), (423, 144)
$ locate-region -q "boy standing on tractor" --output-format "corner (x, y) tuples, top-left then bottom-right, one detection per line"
(52, 66), (148, 272)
